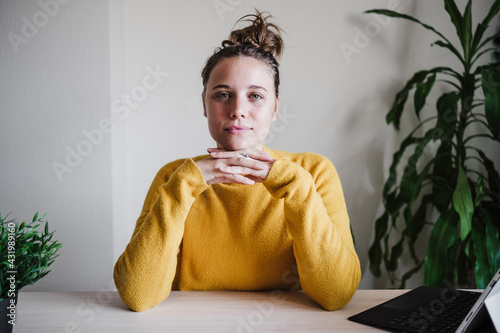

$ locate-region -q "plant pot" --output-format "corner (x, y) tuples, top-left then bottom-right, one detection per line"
(1, 293), (18, 333)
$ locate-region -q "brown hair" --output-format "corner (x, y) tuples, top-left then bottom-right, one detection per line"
(201, 10), (284, 98)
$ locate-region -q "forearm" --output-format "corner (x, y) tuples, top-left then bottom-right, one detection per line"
(263, 158), (361, 310)
(290, 208), (361, 311)
(113, 159), (208, 311)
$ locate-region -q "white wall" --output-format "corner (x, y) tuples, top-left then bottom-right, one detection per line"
(0, 0), (113, 291)
(0, 0), (498, 293)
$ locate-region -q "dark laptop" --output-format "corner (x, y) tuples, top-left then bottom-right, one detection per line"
(348, 269), (500, 333)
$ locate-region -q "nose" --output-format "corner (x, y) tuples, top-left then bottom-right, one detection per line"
(228, 96), (247, 119)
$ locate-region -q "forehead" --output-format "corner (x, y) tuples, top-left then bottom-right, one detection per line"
(207, 56), (274, 89)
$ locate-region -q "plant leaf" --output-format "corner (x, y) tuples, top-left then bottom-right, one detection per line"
(481, 0), (500, 30)
(432, 40), (466, 65)
(386, 68), (460, 130)
(414, 74), (436, 118)
(475, 62), (500, 76)
(387, 233), (405, 272)
(471, 23), (487, 56)
(386, 89), (409, 129)
(463, 1), (473, 58)
(474, 176), (486, 207)
(477, 150), (500, 196)
(455, 0), (473, 62)
(453, 165), (474, 240)
(383, 135), (420, 196)
(471, 220), (490, 289)
(436, 91), (460, 139)
(369, 212), (389, 278)
(400, 130), (435, 204)
(408, 194), (433, 263)
(482, 68), (500, 139)
(424, 209), (458, 286)
(366, 9), (465, 65)
(472, 0), (500, 58)
(472, 46), (499, 68)
(444, 0), (464, 48)
(431, 142), (454, 212)
(484, 210), (500, 275)
(399, 262), (424, 289)
(385, 191), (404, 218)
(365, 9), (453, 46)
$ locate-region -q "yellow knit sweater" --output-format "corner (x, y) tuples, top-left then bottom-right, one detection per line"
(113, 146), (361, 312)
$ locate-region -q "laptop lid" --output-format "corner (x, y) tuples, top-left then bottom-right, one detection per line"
(457, 268), (500, 333)
(348, 269), (500, 333)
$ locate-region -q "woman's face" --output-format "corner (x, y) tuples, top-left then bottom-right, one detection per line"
(202, 56), (279, 151)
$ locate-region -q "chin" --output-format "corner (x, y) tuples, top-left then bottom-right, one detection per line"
(219, 144), (245, 151)
(218, 140), (256, 151)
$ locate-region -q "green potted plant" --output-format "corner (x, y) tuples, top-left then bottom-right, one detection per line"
(367, 0), (500, 289)
(1, 212), (62, 333)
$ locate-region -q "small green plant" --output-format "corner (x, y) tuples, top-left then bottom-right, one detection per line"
(0, 212), (62, 300)
(367, 0), (500, 289)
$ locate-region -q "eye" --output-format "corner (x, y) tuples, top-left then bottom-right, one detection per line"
(215, 92), (230, 99)
(249, 93), (263, 100)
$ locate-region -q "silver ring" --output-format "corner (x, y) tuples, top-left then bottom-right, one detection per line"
(241, 153), (249, 158)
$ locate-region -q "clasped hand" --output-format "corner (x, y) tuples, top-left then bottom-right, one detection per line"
(195, 148), (275, 185)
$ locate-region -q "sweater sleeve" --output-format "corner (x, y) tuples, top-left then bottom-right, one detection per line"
(262, 156), (361, 310)
(113, 158), (208, 312)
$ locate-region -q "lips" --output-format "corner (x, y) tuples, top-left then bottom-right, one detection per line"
(224, 126), (252, 134)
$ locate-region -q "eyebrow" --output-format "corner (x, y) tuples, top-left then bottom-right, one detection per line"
(211, 84), (268, 92)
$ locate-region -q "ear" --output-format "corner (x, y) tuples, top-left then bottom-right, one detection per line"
(202, 92), (207, 118)
(271, 96), (280, 122)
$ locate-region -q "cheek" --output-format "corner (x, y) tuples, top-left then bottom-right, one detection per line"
(254, 112), (274, 136)
(205, 103), (222, 120)
(259, 105), (277, 124)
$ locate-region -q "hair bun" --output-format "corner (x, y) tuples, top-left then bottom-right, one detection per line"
(222, 10), (284, 60)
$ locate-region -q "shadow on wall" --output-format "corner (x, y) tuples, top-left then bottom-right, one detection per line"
(333, 1), (419, 289)
(334, 86), (398, 289)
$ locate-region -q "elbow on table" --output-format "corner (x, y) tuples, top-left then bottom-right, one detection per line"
(114, 281), (158, 312)
(319, 286), (358, 311)
(113, 268), (156, 312)
(122, 298), (151, 312)
(317, 268), (361, 311)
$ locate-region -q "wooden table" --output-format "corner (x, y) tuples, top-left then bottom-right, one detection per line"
(13, 289), (407, 332)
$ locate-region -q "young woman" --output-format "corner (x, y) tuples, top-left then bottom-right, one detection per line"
(114, 10), (360, 312)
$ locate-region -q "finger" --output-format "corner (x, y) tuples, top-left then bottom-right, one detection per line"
(207, 148), (227, 153)
(209, 151), (231, 159)
(208, 173), (255, 185)
(209, 150), (272, 162)
(219, 165), (266, 176)
(245, 150), (273, 161)
(226, 158), (268, 170)
(244, 174), (262, 183)
(232, 174), (255, 185)
(207, 148), (221, 153)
